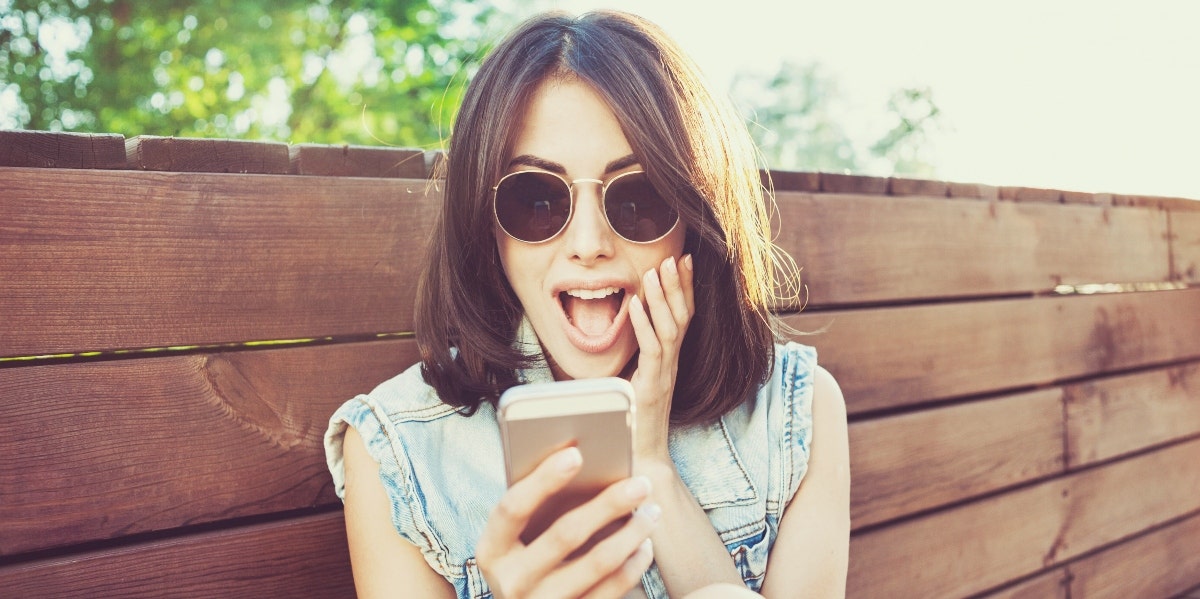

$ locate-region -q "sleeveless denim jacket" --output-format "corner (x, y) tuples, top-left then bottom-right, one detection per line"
(325, 322), (816, 598)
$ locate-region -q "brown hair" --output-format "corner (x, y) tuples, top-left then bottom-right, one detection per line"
(415, 10), (787, 424)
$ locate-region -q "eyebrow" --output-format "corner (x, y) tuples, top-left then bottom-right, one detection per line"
(507, 153), (639, 175)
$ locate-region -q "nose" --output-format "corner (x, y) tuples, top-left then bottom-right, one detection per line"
(562, 180), (615, 264)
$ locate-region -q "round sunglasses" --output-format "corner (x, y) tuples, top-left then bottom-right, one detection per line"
(492, 170), (680, 244)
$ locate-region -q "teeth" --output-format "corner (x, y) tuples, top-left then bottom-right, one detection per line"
(565, 287), (620, 300)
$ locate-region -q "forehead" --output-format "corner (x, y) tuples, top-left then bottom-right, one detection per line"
(507, 77), (636, 177)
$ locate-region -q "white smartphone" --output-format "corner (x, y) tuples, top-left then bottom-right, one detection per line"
(497, 377), (635, 552)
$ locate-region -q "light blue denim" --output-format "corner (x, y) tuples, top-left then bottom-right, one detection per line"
(325, 321), (816, 598)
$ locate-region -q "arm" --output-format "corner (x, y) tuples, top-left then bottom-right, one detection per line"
(759, 366), (851, 598)
(628, 255), (746, 595)
(342, 426), (456, 599)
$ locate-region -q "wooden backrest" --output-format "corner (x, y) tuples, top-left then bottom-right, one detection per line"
(2, 130), (1199, 598)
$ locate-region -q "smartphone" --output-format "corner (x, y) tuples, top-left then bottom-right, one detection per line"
(497, 377), (635, 554)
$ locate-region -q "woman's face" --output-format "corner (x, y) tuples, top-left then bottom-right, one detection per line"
(496, 77), (686, 380)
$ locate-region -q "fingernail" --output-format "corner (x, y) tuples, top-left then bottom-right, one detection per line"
(625, 476), (651, 500)
(682, 254), (693, 271)
(638, 502), (662, 523)
(663, 256), (677, 275)
(556, 447), (582, 472)
(638, 538), (654, 556)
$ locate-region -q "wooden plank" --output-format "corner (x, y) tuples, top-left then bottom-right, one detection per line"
(1067, 513), (1200, 599)
(789, 289), (1200, 414)
(978, 568), (1068, 599)
(1057, 439), (1200, 563)
(847, 476), (1068, 598)
(0, 511), (354, 599)
(125, 136), (290, 174)
(848, 438), (1200, 598)
(999, 185), (1063, 203)
(946, 180), (1001, 200)
(0, 130), (127, 169)
(819, 172), (889, 195)
(764, 170), (820, 193)
(775, 191), (1171, 307)
(1172, 209), (1200, 282)
(1065, 361), (1200, 467)
(849, 389), (1064, 529)
(887, 176), (948, 197)
(288, 143), (426, 178)
(0, 167), (438, 357)
(0, 339), (416, 555)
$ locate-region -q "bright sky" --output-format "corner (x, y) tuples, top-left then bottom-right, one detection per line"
(510, 0), (1200, 200)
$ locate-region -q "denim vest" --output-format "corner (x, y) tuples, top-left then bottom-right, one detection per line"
(325, 322), (816, 598)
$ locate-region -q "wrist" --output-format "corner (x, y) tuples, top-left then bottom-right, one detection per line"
(633, 454), (678, 489)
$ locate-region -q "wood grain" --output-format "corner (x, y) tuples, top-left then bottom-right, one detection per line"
(774, 191), (1171, 307)
(788, 288), (1200, 414)
(819, 172), (889, 195)
(979, 569), (1069, 599)
(1065, 361), (1200, 467)
(1056, 439), (1200, 563)
(849, 389), (1064, 529)
(1171, 209), (1200, 282)
(0, 167), (439, 357)
(847, 438), (1200, 598)
(0, 339), (417, 555)
(847, 475), (1069, 598)
(1066, 512), (1200, 599)
(125, 136), (290, 174)
(0, 511), (354, 599)
(0, 130), (127, 169)
(887, 176), (948, 197)
(288, 143), (427, 178)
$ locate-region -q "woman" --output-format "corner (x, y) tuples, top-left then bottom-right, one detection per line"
(325, 10), (849, 599)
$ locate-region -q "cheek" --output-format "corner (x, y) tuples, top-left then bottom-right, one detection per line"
(495, 235), (548, 299)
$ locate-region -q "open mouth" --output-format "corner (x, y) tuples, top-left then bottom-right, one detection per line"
(559, 287), (627, 337)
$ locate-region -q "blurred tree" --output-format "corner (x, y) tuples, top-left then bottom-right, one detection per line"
(731, 60), (943, 177)
(0, 0), (494, 146)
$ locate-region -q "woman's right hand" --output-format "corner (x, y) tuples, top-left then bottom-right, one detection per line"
(476, 446), (660, 598)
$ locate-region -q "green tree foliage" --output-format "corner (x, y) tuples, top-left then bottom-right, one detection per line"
(731, 60), (943, 177)
(0, 0), (492, 146)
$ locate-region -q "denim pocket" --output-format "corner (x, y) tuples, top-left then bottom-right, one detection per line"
(729, 524), (769, 591)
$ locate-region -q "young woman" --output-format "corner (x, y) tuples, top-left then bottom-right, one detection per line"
(325, 10), (849, 599)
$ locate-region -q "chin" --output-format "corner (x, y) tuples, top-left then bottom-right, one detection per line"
(547, 335), (637, 381)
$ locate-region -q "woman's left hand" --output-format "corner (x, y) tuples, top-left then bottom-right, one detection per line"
(628, 254), (695, 461)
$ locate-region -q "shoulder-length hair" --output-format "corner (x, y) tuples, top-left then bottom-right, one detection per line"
(416, 10), (788, 424)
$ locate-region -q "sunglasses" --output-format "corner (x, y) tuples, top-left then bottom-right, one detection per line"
(492, 169), (680, 244)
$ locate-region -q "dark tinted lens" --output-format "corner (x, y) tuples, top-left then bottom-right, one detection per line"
(495, 171), (571, 242)
(604, 173), (678, 242)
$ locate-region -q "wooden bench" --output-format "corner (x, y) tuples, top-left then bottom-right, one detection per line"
(2, 129), (1198, 598)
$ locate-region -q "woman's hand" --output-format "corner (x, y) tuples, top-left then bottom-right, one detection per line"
(476, 446), (660, 599)
(628, 254), (695, 461)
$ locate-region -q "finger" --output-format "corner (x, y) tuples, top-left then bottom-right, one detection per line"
(658, 255), (692, 330)
(629, 294), (662, 371)
(523, 475), (652, 570)
(641, 266), (680, 348)
(680, 253), (695, 318)
(477, 446), (582, 560)
(545, 499), (659, 598)
(577, 538), (655, 599)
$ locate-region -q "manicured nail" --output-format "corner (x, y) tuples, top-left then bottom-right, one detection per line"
(638, 502), (662, 523)
(682, 254), (693, 271)
(638, 538), (654, 556)
(556, 447), (582, 472)
(625, 476), (651, 500)
(663, 256), (677, 275)
(645, 267), (660, 288)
